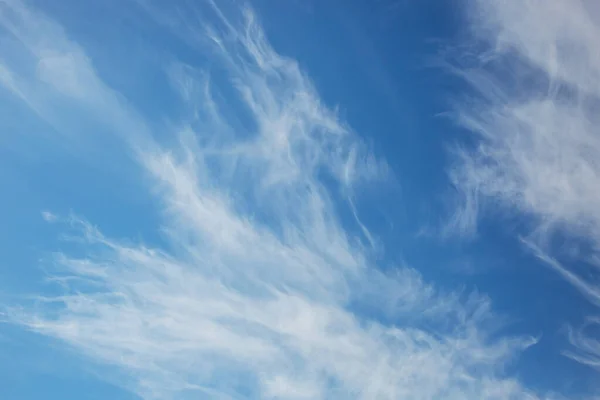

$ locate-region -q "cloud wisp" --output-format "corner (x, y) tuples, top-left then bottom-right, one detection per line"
(449, 0), (600, 371)
(1, 0), (548, 398)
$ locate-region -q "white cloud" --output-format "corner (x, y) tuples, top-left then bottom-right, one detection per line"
(1, 0), (552, 399)
(566, 317), (600, 369)
(41, 210), (57, 223)
(0, 0), (150, 153)
(449, 0), (600, 371)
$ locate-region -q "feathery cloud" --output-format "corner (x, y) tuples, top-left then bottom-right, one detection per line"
(1, 0), (548, 398)
(450, 0), (600, 371)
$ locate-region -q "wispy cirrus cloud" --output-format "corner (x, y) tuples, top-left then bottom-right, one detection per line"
(449, 0), (600, 372)
(0, 0), (551, 399)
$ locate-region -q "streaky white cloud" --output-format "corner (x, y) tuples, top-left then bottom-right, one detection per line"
(16, 215), (544, 399)
(2, 0), (551, 399)
(449, 0), (600, 371)
(566, 317), (600, 369)
(0, 0), (109, 105)
(0, 0), (151, 154)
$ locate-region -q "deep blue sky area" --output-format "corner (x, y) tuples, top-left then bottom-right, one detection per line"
(1, 0), (599, 399)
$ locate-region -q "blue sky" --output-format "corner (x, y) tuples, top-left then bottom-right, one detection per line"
(1, 0), (600, 398)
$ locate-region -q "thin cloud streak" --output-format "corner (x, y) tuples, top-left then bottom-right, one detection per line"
(450, 0), (600, 371)
(1, 0), (548, 399)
